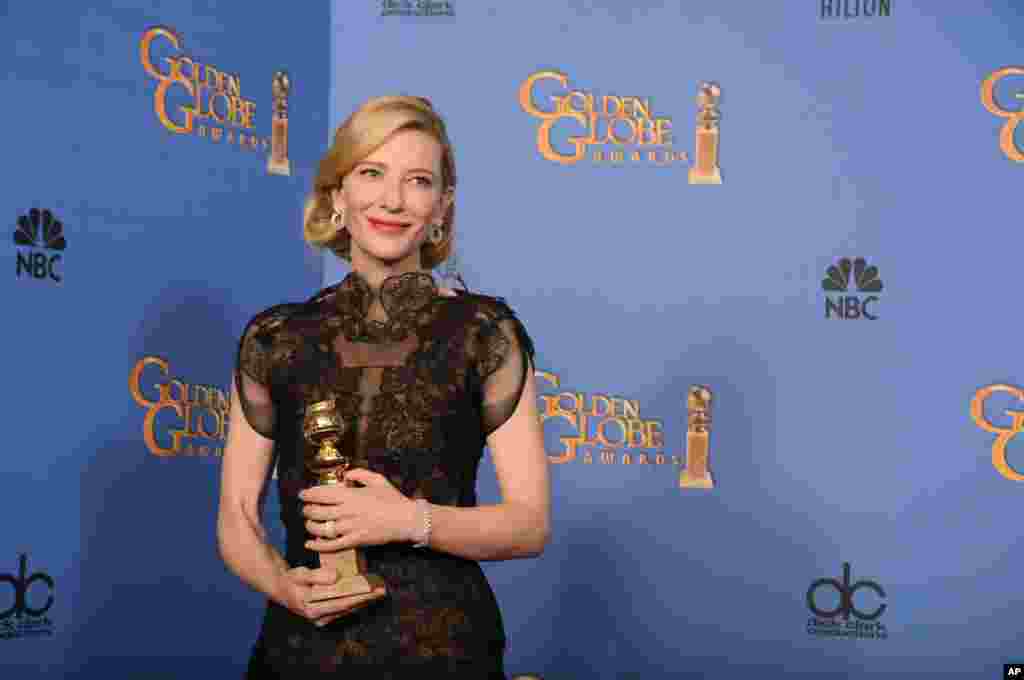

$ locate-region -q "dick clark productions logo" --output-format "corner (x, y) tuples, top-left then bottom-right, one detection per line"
(0, 554), (55, 640)
(806, 562), (888, 640)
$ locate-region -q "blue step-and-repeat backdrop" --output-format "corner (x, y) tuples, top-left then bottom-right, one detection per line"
(4, 1), (1024, 678)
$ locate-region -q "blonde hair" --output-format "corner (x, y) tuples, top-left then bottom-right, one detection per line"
(303, 96), (457, 269)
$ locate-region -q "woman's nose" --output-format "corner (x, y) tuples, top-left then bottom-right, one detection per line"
(379, 178), (405, 211)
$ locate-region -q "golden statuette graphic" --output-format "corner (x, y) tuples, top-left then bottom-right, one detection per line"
(680, 385), (714, 488)
(267, 70), (292, 176)
(302, 400), (387, 605)
(688, 82), (723, 185)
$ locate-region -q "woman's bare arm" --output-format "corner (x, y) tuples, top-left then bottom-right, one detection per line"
(216, 380), (289, 604)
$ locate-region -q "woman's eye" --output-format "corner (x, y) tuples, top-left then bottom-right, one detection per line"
(360, 168), (380, 177)
(413, 177), (433, 187)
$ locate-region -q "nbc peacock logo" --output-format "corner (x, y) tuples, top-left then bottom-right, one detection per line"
(822, 257), (883, 320)
(14, 208), (67, 283)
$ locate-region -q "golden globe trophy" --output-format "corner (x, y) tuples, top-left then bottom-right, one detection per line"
(267, 70), (291, 176)
(679, 385), (714, 489)
(302, 400), (387, 605)
(688, 82), (723, 185)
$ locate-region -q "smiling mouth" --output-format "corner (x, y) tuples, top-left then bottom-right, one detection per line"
(367, 218), (412, 230)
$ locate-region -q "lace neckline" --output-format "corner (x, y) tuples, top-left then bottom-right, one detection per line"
(332, 270), (439, 342)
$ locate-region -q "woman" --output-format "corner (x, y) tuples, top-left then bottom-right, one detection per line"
(216, 95), (551, 678)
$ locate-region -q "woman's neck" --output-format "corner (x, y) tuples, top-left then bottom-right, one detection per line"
(340, 265), (437, 326)
(349, 253), (427, 293)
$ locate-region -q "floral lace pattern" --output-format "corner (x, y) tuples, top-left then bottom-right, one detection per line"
(332, 270), (438, 343)
(235, 270), (534, 678)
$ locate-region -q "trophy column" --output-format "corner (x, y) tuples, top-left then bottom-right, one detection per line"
(680, 385), (714, 489)
(688, 82), (723, 185)
(267, 71), (291, 176)
(303, 400), (387, 605)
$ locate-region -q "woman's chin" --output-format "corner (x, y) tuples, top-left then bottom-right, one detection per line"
(366, 247), (419, 265)
(351, 236), (424, 267)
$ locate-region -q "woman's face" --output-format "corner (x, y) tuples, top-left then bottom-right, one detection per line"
(331, 128), (453, 272)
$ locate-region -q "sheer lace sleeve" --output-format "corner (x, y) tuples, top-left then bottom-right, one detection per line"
(473, 297), (536, 437)
(235, 306), (292, 439)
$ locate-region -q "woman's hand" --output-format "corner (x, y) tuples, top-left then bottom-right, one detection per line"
(300, 469), (418, 551)
(277, 565), (386, 627)
(294, 287), (452, 567)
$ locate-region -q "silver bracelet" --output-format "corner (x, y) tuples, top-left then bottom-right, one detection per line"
(412, 498), (432, 548)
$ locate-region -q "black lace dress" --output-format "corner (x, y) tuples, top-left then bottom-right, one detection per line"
(235, 270), (535, 679)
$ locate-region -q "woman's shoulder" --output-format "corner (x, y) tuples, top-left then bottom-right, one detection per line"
(450, 288), (535, 359)
(241, 284), (339, 339)
(451, 288), (522, 323)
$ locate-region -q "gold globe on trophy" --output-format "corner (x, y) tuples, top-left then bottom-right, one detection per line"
(679, 385), (714, 489)
(302, 399), (387, 605)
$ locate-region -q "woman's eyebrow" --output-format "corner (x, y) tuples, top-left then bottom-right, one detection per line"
(357, 161), (436, 175)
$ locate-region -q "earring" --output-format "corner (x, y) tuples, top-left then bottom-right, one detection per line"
(331, 208), (346, 229)
(429, 222), (444, 245)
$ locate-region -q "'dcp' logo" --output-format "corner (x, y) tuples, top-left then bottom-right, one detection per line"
(806, 562), (886, 621)
(0, 554), (55, 619)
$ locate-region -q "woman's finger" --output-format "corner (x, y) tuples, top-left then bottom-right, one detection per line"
(305, 519), (343, 537)
(290, 566), (312, 583)
(308, 567), (339, 586)
(308, 526), (369, 551)
(311, 587), (387, 625)
(314, 614), (340, 627)
(305, 534), (350, 552)
(302, 503), (342, 521)
(305, 518), (354, 540)
(289, 566), (328, 587)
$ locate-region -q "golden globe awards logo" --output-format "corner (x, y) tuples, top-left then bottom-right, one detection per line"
(970, 384), (1024, 481)
(518, 71), (724, 182)
(981, 67), (1024, 162)
(537, 370), (681, 467)
(129, 356), (229, 457)
(519, 70), (679, 166)
(139, 26), (275, 157)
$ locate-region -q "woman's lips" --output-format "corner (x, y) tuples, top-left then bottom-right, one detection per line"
(367, 218), (411, 232)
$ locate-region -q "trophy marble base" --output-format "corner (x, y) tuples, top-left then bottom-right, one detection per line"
(266, 158), (291, 176)
(679, 470), (715, 489)
(309, 572), (388, 603)
(688, 167), (722, 185)
(308, 545), (388, 604)
(681, 426), (714, 489)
